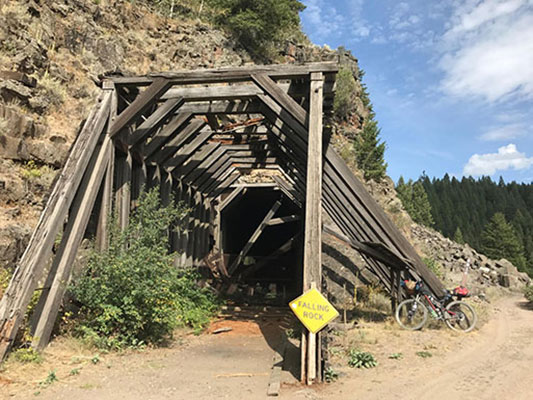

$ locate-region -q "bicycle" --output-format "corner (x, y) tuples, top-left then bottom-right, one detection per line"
(395, 281), (477, 332)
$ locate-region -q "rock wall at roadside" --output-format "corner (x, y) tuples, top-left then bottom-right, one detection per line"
(412, 224), (530, 292)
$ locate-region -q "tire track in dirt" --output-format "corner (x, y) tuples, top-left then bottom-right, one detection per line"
(412, 296), (533, 400)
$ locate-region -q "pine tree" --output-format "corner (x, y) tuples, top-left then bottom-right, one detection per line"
(453, 227), (465, 244)
(395, 178), (433, 227)
(411, 181), (434, 227)
(354, 116), (387, 182)
(481, 212), (527, 271)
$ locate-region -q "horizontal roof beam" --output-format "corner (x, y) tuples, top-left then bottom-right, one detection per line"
(106, 62), (338, 86)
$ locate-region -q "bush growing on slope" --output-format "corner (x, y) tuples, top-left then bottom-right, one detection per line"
(71, 188), (219, 349)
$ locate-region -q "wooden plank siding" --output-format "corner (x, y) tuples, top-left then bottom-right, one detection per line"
(0, 92), (111, 360)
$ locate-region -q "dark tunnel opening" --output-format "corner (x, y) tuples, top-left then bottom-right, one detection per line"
(220, 187), (303, 304)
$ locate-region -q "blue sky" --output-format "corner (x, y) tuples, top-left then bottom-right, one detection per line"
(300, 0), (533, 184)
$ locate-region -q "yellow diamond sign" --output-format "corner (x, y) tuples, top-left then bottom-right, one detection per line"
(289, 288), (339, 334)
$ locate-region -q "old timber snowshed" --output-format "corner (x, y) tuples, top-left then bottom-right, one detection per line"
(0, 62), (444, 382)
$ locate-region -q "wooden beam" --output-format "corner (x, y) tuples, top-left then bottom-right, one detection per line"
(155, 120), (208, 166)
(228, 200), (281, 275)
(177, 100), (262, 115)
(219, 185), (246, 211)
(108, 62), (338, 85)
(160, 81), (335, 101)
(109, 77), (173, 137)
(240, 234), (299, 279)
(0, 92), (111, 360)
(31, 135), (113, 350)
(302, 72), (323, 385)
(127, 97), (185, 146)
(140, 113), (192, 159)
(267, 215), (300, 226)
(322, 225), (407, 270)
(95, 142), (115, 251)
(115, 151), (132, 231)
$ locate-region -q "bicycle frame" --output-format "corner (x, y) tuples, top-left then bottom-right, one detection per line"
(415, 293), (458, 321)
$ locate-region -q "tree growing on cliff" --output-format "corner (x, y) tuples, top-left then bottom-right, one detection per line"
(354, 114), (387, 182)
(453, 227), (465, 244)
(209, 0), (305, 58)
(481, 212), (527, 272)
(333, 67), (357, 120)
(395, 177), (433, 227)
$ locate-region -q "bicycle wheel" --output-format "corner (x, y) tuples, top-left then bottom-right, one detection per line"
(395, 298), (428, 330)
(444, 300), (477, 332)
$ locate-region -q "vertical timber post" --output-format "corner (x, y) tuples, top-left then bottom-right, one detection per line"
(301, 72), (323, 384)
(96, 83), (117, 251)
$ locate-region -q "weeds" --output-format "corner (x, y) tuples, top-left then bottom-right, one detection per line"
(416, 351), (432, 358)
(39, 370), (57, 387)
(9, 347), (43, 364)
(388, 352), (403, 360)
(325, 366), (339, 382)
(423, 257), (443, 279)
(347, 349), (377, 368)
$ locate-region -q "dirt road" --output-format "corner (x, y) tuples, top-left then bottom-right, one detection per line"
(313, 295), (533, 400)
(2, 296), (532, 399)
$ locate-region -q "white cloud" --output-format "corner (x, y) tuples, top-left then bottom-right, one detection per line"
(447, 0), (527, 35)
(463, 144), (533, 176)
(302, 0), (345, 42)
(479, 123), (529, 141)
(439, 1), (533, 102)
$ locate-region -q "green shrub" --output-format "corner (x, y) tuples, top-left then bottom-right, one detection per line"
(422, 257), (443, 279)
(347, 349), (377, 368)
(333, 67), (357, 119)
(324, 366), (339, 382)
(70, 188), (219, 349)
(524, 285), (533, 303)
(10, 347), (43, 364)
(209, 0), (305, 59)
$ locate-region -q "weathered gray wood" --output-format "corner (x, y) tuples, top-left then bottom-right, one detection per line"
(140, 113), (192, 159)
(115, 152), (132, 231)
(272, 176), (303, 208)
(157, 121), (209, 166)
(0, 92), (111, 360)
(252, 74), (307, 126)
(31, 135), (113, 350)
(131, 160), (147, 208)
(109, 77), (173, 137)
(267, 338), (287, 397)
(267, 215), (300, 226)
(95, 142), (115, 251)
(228, 200), (281, 275)
(127, 97), (185, 146)
(109, 62), (338, 85)
(174, 143), (220, 181)
(303, 72), (324, 384)
(219, 185), (245, 211)
(257, 75), (444, 296)
(177, 100), (262, 115)
(161, 82), (335, 101)
(209, 172), (241, 199)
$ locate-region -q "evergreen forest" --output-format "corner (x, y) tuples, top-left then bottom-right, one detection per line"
(397, 175), (533, 277)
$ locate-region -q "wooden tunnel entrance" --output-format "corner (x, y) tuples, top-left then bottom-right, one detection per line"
(0, 62), (444, 383)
